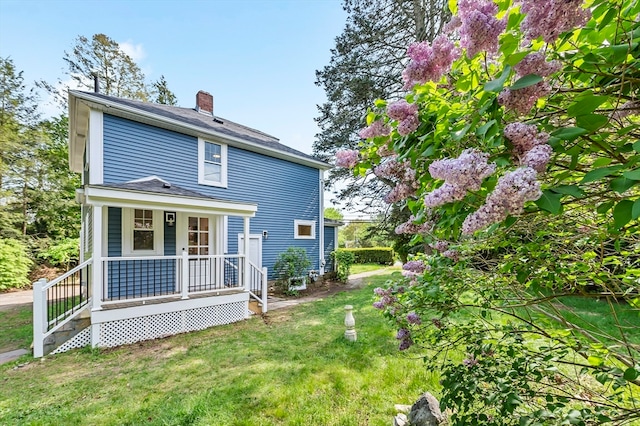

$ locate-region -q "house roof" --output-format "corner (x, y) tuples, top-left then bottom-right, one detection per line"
(68, 90), (331, 173)
(82, 177), (257, 217)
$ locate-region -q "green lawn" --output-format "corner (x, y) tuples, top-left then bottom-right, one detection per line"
(0, 305), (32, 353)
(350, 263), (400, 275)
(0, 277), (438, 426)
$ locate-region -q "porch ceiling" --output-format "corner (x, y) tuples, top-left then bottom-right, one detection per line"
(79, 181), (257, 217)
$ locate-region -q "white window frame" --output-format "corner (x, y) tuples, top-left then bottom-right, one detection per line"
(198, 138), (228, 188)
(122, 208), (164, 256)
(294, 219), (316, 239)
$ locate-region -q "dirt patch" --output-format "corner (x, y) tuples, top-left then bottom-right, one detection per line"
(269, 277), (356, 299)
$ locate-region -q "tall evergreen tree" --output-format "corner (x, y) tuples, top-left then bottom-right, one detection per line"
(151, 75), (178, 105)
(314, 0), (450, 210)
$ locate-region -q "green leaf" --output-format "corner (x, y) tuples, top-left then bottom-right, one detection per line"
(567, 95), (609, 117)
(597, 201), (614, 214)
(576, 113), (608, 131)
(633, 199), (640, 220)
(551, 185), (584, 198)
(535, 190), (563, 214)
(623, 168), (640, 180)
(510, 74), (543, 90)
(611, 177), (636, 193)
(551, 127), (587, 141)
(484, 65), (512, 93)
(613, 200), (634, 228)
(623, 367), (639, 381)
(581, 166), (619, 183)
(505, 51), (530, 66)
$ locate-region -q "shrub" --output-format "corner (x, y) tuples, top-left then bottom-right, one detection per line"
(339, 247), (394, 264)
(0, 238), (33, 291)
(332, 249), (355, 282)
(273, 247), (311, 292)
(38, 237), (80, 270)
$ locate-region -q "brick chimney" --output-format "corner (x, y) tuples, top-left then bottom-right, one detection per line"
(196, 90), (214, 115)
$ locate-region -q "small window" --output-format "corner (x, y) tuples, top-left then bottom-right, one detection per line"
(133, 209), (154, 250)
(294, 220), (316, 239)
(198, 138), (228, 187)
(122, 208), (164, 256)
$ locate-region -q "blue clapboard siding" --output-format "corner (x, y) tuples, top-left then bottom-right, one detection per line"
(324, 225), (337, 272)
(106, 207), (176, 298)
(102, 114), (322, 280)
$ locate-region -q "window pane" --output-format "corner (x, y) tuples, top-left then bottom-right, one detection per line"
(204, 163), (221, 182)
(205, 142), (221, 164)
(189, 247), (198, 255)
(134, 209), (153, 229)
(188, 232), (198, 245)
(201, 232), (208, 245)
(200, 247), (209, 255)
(189, 217), (198, 230)
(200, 217), (209, 231)
(298, 225), (312, 236)
(133, 230), (154, 250)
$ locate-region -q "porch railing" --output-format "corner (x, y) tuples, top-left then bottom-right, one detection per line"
(248, 262), (268, 313)
(100, 253), (246, 304)
(33, 259), (93, 357)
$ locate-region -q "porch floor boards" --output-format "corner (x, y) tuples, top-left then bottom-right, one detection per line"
(101, 289), (246, 310)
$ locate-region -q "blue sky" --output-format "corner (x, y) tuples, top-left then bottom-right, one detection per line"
(0, 0), (346, 158)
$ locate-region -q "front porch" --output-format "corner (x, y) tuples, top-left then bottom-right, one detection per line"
(33, 253), (267, 357)
(33, 177), (267, 357)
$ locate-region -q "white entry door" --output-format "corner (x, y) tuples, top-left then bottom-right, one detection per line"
(238, 234), (262, 269)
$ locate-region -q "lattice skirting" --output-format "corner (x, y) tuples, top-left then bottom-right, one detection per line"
(98, 301), (246, 348)
(51, 327), (91, 355)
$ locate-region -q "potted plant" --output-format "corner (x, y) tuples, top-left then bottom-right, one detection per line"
(273, 247), (312, 293)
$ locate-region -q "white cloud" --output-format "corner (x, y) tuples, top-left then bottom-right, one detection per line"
(118, 40), (146, 62)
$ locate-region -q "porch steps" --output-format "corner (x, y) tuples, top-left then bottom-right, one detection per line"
(248, 300), (264, 314)
(43, 312), (91, 356)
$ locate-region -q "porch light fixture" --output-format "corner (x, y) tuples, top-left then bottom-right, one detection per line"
(165, 212), (176, 227)
(262, 230), (268, 239)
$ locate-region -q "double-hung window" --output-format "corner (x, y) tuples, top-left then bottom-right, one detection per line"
(198, 138), (228, 187)
(122, 208), (164, 256)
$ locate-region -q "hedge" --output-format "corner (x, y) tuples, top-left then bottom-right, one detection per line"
(336, 247), (394, 265)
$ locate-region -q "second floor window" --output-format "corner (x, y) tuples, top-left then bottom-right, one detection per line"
(198, 138), (228, 187)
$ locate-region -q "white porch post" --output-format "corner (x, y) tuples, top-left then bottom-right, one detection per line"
(243, 216), (251, 292)
(181, 250), (189, 299)
(32, 278), (47, 358)
(261, 267), (268, 313)
(91, 205), (103, 348)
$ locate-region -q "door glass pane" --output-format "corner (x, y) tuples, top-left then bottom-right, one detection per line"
(200, 247), (209, 255)
(188, 232), (198, 245)
(189, 216), (198, 231)
(200, 217), (209, 231)
(189, 247), (198, 255)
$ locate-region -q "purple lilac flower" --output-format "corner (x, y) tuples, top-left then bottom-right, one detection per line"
(430, 241), (449, 252)
(375, 157), (420, 203)
(399, 338), (413, 351)
(402, 34), (460, 89)
(463, 354), (479, 368)
(613, 101), (640, 120)
(403, 260), (427, 274)
(396, 328), (410, 340)
(373, 301), (385, 310)
(359, 120), (391, 139)
(503, 122), (549, 156)
(377, 144), (395, 157)
(521, 144), (552, 172)
(514, 52), (561, 78)
(335, 149), (359, 168)
(458, 0), (506, 58)
(374, 287), (389, 296)
(407, 312), (422, 325)
(498, 83), (552, 115)
(442, 249), (460, 262)
(387, 100), (420, 136)
(395, 215), (433, 235)
(518, 0), (592, 43)
(424, 149), (496, 208)
(462, 167), (542, 234)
